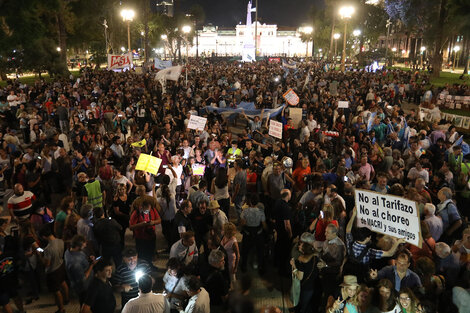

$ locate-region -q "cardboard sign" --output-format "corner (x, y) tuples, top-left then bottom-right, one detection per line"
(355, 189), (421, 247)
(289, 107), (303, 129)
(192, 164), (206, 176)
(283, 88), (300, 106)
(338, 101), (349, 109)
(268, 120), (283, 139)
(187, 115), (207, 131)
(135, 154), (162, 175)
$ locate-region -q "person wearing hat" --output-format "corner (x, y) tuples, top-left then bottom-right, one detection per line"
(325, 275), (359, 313)
(290, 232), (318, 313)
(209, 199), (228, 238)
(112, 247), (152, 309)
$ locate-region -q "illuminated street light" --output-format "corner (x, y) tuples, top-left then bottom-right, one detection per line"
(333, 33), (341, 40)
(391, 47), (397, 52)
(302, 26), (313, 57)
(56, 47), (61, 52)
(353, 29), (361, 37)
(121, 46), (126, 52)
(420, 46), (426, 52)
(121, 9), (135, 53)
(453, 46), (461, 72)
(182, 25), (192, 34)
(161, 34), (168, 40)
(339, 5), (355, 71)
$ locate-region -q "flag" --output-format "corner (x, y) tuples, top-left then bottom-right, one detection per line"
(154, 58), (173, 70)
(251, 7), (256, 12)
(303, 73), (310, 90)
(282, 60), (297, 70)
(452, 135), (470, 156)
(367, 112), (377, 132)
(155, 65), (183, 82)
(131, 138), (147, 148)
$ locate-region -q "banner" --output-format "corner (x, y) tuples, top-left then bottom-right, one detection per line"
(268, 57), (281, 63)
(187, 115), (207, 131)
(155, 65), (183, 82)
(135, 154), (162, 175)
(108, 53), (132, 70)
(205, 103), (285, 119)
(355, 189), (421, 247)
(154, 58), (173, 70)
(269, 120), (283, 139)
(192, 164), (206, 176)
(283, 88), (300, 106)
(338, 101), (349, 109)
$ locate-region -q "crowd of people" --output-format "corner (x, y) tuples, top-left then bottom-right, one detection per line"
(0, 58), (469, 313)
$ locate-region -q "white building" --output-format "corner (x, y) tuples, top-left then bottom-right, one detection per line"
(185, 22), (310, 58)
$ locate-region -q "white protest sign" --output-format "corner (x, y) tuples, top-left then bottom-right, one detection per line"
(290, 107), (303, 129)
(338, 101), (349, 108)
(108, 53), (133, 70)
(187, 115), (207, 131)
(283, 88), (300, 106)
(268, 120), (283, 139)
(355, 189), (421, 247)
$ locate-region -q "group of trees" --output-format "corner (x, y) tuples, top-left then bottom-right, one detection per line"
(0, 0), (203, 80)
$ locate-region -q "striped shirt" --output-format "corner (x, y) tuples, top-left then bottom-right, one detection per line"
(112, 260), (151, 305)
(346, 232), (383, 264)
(7, 191), (36, 219)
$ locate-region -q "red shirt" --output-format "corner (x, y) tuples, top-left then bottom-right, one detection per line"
(129, 208), (160, 240)
(314, 219), (339, 242)
(247, 172), (257, 193)
(292, 166), (311, 191)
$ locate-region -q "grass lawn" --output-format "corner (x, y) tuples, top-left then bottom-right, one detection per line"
(430, 71), (469, 87)
(0, 70), (80, 87)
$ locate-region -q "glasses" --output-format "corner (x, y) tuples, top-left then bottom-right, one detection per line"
(399, 297), (411, 301)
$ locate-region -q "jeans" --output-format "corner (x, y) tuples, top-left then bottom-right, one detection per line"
(297, 289), (314, 313)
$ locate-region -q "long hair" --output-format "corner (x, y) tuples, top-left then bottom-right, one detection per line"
(398, 287), (418, 313)
(161, 184), (171, 205)
(215, 167), (228, 189)
(372, 279), (397, 312)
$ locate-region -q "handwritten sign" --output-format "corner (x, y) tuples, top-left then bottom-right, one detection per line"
(268, 120), (283, 139)
(283, 88), (300, 106)
(338, 101), (349, 109)
(187, 115), (207, 131)
(135, 154), (162, 175)
(108, 53), (132, 70)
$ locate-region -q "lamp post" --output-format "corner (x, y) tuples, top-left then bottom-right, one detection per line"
(333, 33), (340, 60)
(182, 25), (191, 60)
(121, 9), (135, 53)
(303, 26), (313, 57)
(453, 46), (460, 72)
(161, 34), (168, 60)
(391, 47), (397, 65)
(420, 46), (426, 69)
(339, 5), (354, 72)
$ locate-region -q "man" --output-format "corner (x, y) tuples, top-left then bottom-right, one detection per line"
(92, 207), (122, 266)
(266, 162), (285, 204)
(38, 225), (69, 313)
(190, 200), (212, 249)
(370, 250), (422, 292)
(209, 200), (228, 238)
(437, 187), (462, 243)
(171, 200), (194, 245)
(370, 173), (390, 194)
(113, 247), (152, 309)
(81, 259), (116, 313)
(7, 183), (36, 222)
(129, 199), (161, 264)
(110, 136), (124, 160)
(423, 203), (443, 241)
(273, 189), (293, 276)
(227, 140), (243, 165)
(323, 185), (346, 210)
(188, 180), (210, 209)
(82, 169), (106, 209)
(435, 242), (460, 288)
(72, 150), (91, 175)
(180, 276), (210, 313)
(318, 224), (346, 307)
(170, 231), (199, 267)
(448, 145), (463, 173)
(407, 161), (429, 184)
(201, 250), (229, 310)
(358, 155), (375, 182)
(64, 235), (96, 304)
(122, 274), (170, 313)
(232, 159), (247, 217)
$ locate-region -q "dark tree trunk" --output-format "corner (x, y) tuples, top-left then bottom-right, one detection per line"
(431, 0), (448, 78)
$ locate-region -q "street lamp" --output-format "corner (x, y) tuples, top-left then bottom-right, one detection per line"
(333, 33), (340, 60)
(339, 5), (355, 71)
(182, 25), (191, 60)
(453, 46), (460, 72)
(161, 34), (167, 40)
(302, 26), (313, 57)
(121, 9), (135, 53)
(56, 47), (61, 52)
(353, 29), (361, 37)
(420, 46), (426, 68)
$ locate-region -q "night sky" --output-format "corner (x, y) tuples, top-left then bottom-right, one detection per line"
(180, 0), (325, 28)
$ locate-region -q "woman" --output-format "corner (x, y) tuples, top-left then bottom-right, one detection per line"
(163, 258), (189, 311)
(211, 168), (230, 217)
(371, 279), (400, 313)
(290, 232), (317, 313)
(157, 184), (177, 250)
(112, 183), (132, 247)
(308, 204), (339, 243)
(221, 222), (240, 285)
(326, 275), (360, 313)
(397, 288), (419, 313)
(112, 167), (133, 194)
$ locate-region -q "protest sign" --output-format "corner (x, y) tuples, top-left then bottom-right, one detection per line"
(192, 164), (206, 176)
(338, 101), (349, 109)
(131, 138), (146, 148)
(135, 154), (162, 175)
(283, 88), (300, 106)
(290, 107), (303, 129)
(354, 189), (421, 247)
(268, 120), (283, 139)
(108, 53), (132, 70)
(187, 115), (207, 131)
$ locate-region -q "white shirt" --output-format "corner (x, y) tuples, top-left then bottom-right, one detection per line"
(307, 119), (318, 132)
(122, 292), (170, 313)
(181, 288), (210, 313)
(170, 239), (199, 266)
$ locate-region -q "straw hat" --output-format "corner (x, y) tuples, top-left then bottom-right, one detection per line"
(340, 275), (359, 287)
(300, 232), (315, 246)
(208, 200), (220, 210)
